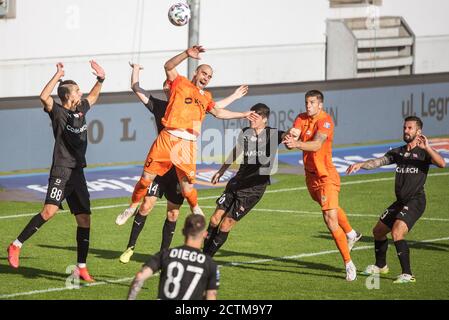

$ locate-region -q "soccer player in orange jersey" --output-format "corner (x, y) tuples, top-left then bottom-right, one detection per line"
(120, 45), (258, 219)
(283, 90), (361, 281)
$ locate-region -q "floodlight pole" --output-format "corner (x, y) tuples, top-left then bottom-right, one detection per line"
(188, 0), (200, 79)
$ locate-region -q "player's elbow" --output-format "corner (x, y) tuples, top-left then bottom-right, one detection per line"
(437, 160), (446, 168)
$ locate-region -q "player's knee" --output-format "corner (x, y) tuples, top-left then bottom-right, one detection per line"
(210, 210), (224, 226)
(138, 176), (152, 188)
(41, 206), (58, 220)
(76, 214), (90, 227)
(167, 209), (179, 222)
(220, 217), (236, 232)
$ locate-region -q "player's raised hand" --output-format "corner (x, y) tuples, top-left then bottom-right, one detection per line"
(129, 61), (144, 70)
(242, 111), (260, 123)
(211, 171), (223, 184)
(416, 134), (430, 150)
(56, 62), (65, 78)
(90, 60), (105, 79)
(346, 163), (363, 175)
(187, 45), (205, 59)
(233, 85), (249, 99)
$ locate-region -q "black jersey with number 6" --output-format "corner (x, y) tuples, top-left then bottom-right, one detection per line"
(45, 99), (90, 168)
(145, 245), (219, 300)
(384, 145), (432, 203)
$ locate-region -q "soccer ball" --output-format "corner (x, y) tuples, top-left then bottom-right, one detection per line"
(168, 2), (191, 26)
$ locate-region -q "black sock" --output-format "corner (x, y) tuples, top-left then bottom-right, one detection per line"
(17, 213), (47, 244)
(374, 239), (388, 268)
(127, 212), (147, 249)
(394, 240), (412, 275)
(160, 219), (177, 251)
(204, 231), (229, 257)
(76, 227), (90, 264)
(203, 223), (219, 252)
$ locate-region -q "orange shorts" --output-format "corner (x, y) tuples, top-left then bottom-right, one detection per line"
(144, 129), (197, 183)
(306, 172), (340, 211)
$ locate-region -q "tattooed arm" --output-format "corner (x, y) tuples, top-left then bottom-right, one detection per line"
(283, 132), (327, 152)
(346, 156), (392, 175)
(127, 266), (154, 300)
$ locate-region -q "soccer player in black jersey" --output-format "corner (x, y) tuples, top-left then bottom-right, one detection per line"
(203, 103), (286, 257)
(346, 116), (446, 283)
(128, 214), (219, 300)
(7, 61), (106, 282)
(115, 63), (185, 263)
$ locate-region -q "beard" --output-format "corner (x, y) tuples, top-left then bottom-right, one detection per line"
(403, 133), (415, 143)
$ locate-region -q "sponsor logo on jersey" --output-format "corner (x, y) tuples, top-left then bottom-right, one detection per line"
(66, 124), (87, 134)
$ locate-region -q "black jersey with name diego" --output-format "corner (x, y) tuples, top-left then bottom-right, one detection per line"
(45, 99), (90, 168)
(145, 245), (219, 300)
(384, 145), (432, 202)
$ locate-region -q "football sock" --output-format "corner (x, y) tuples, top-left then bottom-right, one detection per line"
(76, 227), (90, 264)
(160, 219), (177, 251)
(17, 213), (47, 244)
(374, 239), (388, 268)
(127, 212), (147, 249)
(203, 223), (219, 252)
(131, 177), (152, 204)
(204, 231), (229, 257)
(331, 227), (351, 264)
(394, 240), (412, 275)
(337, 207), (353, 234)
(183, 188), (198, 208)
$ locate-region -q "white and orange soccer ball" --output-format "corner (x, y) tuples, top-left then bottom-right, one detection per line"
(168, 2), (191, 26)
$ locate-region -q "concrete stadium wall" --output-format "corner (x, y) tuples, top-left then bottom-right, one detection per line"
(1, 0), (449, 98)
(1, 73), (448, 171)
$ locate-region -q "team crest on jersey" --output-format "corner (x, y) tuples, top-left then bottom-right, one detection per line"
(404, 152), (410, 157)
(323, 122), (331, 129)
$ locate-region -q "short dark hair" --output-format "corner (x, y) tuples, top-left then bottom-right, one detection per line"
(250, 103), (270, 119)
(404, 116), (423, 129)
(57, 80), (78, 103)
(182, 214), (206, 238)
(305, 90), (324, 103)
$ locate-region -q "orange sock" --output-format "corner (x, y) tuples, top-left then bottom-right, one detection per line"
(337, 207), (353, 234)
(182, 188), (198, 208)
(331, 227), (351, 264)
(131, 177), (152, 204)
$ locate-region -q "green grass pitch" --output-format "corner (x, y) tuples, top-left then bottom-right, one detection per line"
(1, 168), (449, 300)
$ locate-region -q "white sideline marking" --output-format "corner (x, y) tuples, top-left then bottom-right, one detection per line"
(1, 172), (449, 221)
(1, 236), (449, 299)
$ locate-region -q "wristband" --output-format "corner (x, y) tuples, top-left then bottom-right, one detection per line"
(97, 76), (105, 83)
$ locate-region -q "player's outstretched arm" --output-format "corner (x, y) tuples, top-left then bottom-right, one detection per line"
(129, 62), (149, 105)
(209, 107), (259, 121)
(416, 134), (446, 168)
(86, 60), (105, 107)
(40, 62), (65, 112)
(211, 145), (242, 184)
(346, 156), (392, 175)
(164, 45), (205, 81)
(127, 266), (154, 300)
(215, 85), (248, 109)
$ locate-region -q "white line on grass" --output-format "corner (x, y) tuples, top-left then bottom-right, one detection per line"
(1, 236), (449, 299)
(2, 172), (449, 221)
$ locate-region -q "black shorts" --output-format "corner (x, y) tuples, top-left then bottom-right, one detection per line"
(379, 195), (426, 231)
(45, 166), (91, 215)
(147, 167), (184, 205)
(215, 179), (267, 221)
